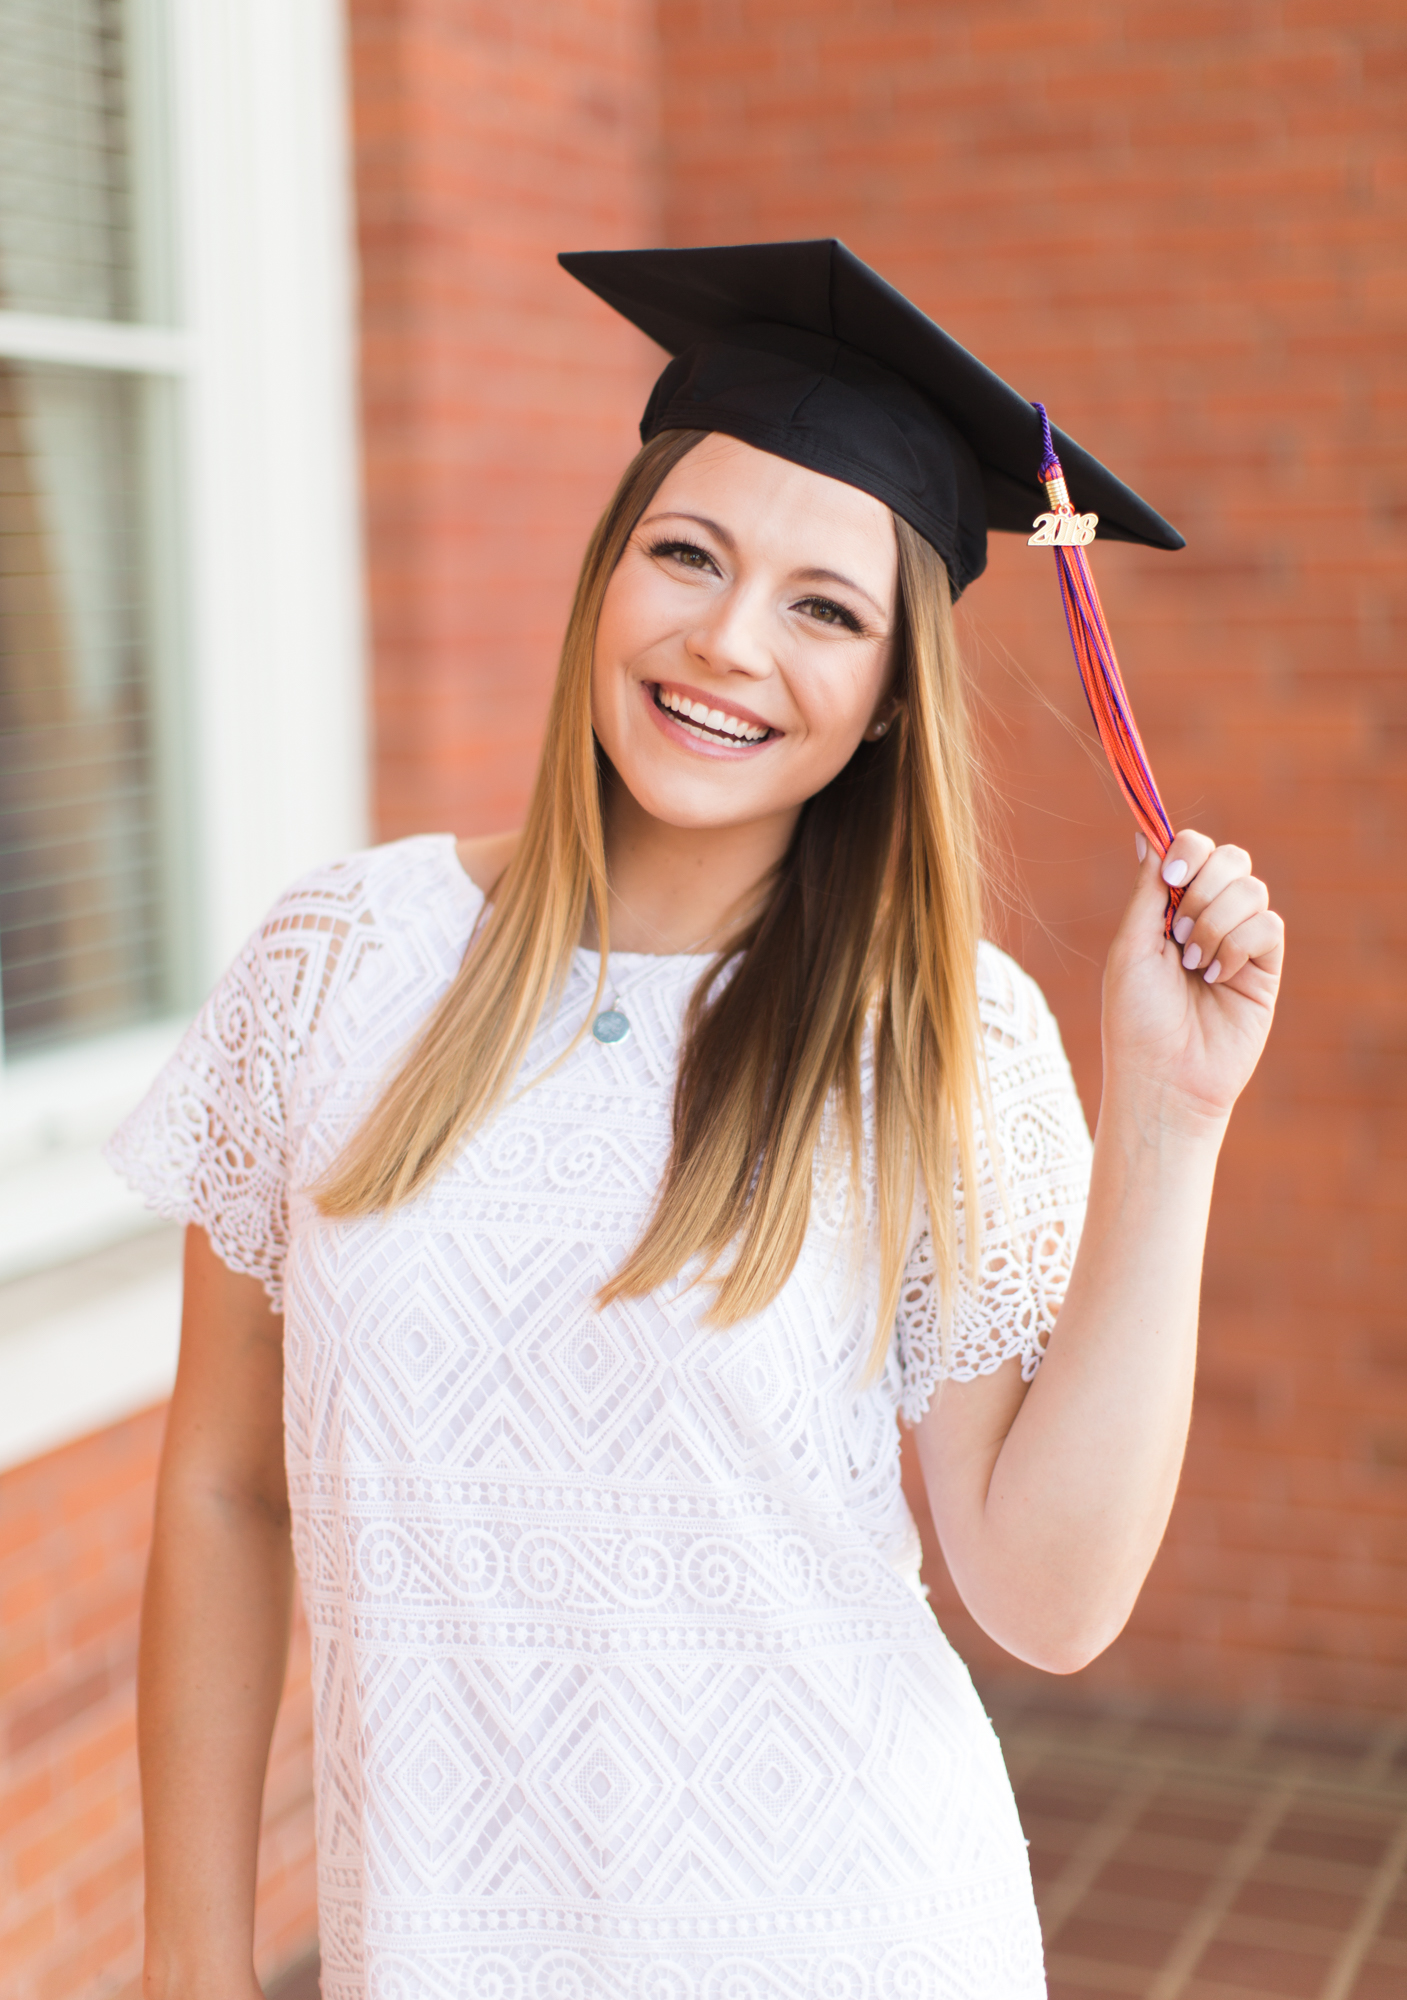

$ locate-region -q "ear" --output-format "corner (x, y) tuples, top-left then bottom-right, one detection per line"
(865, 696), (903, 741)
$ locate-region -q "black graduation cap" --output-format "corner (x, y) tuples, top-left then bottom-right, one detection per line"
(558, 238), (1182, 599)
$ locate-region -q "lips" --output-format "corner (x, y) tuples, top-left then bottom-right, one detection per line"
(650, 683), (776, 747)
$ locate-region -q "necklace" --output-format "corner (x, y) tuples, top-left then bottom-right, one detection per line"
(590, 989), (634, 1044)
(588, 921), (725, 1046)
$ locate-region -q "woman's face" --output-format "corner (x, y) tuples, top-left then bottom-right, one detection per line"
(591, 434), (899, 837)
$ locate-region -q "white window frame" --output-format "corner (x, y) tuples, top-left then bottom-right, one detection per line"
(0, 0), (367, 1467)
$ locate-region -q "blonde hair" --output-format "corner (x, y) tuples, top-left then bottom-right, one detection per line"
(318, 429), (984, 1367)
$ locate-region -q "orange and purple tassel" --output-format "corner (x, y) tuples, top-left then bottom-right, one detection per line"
(1031, 402), (1182, 938)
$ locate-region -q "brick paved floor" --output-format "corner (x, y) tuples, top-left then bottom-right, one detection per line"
(988, 1690), (1407, 2000)
(267, 1696), (1407, 2000)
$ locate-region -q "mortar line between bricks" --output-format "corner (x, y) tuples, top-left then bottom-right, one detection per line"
(1317, 1810), (1407, 2000)
(1006, 1727), (1407, 1809)
(1082, 1891), (1384, 1960)
(1036, 1757), (1168, 1944)
(1143, 1773), (1301, 2000)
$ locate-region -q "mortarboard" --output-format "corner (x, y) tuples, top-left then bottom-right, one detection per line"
(560, 239), (1187, 918)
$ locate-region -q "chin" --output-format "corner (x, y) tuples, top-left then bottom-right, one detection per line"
(622, 773), (757, 830)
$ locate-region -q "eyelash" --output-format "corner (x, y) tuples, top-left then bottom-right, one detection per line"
(800, 596), (863, 633)
(646, 537), (866, 634)
(648, 537), (715, 572)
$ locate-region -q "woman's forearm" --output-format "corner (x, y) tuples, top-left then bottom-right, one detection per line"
(922, 1082), (1225, 1671)
(923, 830), (1281, 1669)
(140, 1463), (294, 1998)
(140, 1488), (293, 1995)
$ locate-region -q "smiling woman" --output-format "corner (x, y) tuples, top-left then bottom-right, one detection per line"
(108, 242), (1283, 2000)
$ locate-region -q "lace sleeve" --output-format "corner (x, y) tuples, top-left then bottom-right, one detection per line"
(896, 944), (1094, 1424)
(104, 852), (389, 1310)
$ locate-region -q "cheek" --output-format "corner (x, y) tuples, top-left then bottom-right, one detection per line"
(590, 584), (640, 735)
(786, 641), (892, 749)
(596, 560), (682, 665)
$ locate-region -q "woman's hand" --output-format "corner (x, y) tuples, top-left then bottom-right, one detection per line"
(1101, 829), (1284, 1128)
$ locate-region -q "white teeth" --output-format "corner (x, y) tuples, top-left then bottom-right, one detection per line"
(656, 688), (769, 744)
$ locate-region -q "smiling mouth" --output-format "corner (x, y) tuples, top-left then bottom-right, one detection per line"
(651, 685), (775, 746)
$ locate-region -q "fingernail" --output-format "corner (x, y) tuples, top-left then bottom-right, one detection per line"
(1182, 941), (1202, 970)
(1203, 960), (1221, 984)
(1172, 914), (1194, 945)
(1135, 833), (1147, 863)
(1163, 857), (1189, 887)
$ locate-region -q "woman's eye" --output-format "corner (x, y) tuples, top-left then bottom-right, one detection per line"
(796, 595), (863, 633)
(649, 538), (717, 573)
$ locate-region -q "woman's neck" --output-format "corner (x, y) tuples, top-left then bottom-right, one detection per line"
(590, 777), (798, 955)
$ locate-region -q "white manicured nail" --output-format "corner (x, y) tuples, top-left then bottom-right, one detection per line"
(1182, 941), (1202, 970)
(1135, 833), (1147, 863)
(1203, 960), (1221, 984)
(1173, 915), (1194, 945)
(1163, 857), (1189, 887)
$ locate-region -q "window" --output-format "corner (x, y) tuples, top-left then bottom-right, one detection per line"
(0, 0), (366, 1466)
(0, 0), (188, 1057)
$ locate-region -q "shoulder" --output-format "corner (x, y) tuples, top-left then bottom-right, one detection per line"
(454, 828), (520, 896)
(974, 939), (1066, 1058)
(245, 833), (483, 1044)
(263, 832), (476, 931)
(259, 832), (481, 946)
(970, 942), (1094, 1178)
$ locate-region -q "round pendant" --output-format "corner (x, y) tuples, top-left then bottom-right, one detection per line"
(591, 1008), (630, 1045)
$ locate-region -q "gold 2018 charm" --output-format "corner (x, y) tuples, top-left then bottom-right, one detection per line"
(1028, 510), (1099, 547)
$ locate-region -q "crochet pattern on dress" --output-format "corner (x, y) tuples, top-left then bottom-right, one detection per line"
(895, 948), (1095, 1423)
(108, 835), (1091, 2000)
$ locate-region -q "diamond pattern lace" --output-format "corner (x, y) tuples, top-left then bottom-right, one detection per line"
(108, 836), (1090, 2000)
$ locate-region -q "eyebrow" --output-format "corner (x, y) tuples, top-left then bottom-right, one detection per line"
(640, 510), (890, 623)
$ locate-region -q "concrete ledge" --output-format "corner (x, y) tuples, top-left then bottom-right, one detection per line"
(0, 1226), (183, 1471)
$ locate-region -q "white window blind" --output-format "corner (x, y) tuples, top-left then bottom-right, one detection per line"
(0, 0), (182, 1055)
(0, 0), (134, 322)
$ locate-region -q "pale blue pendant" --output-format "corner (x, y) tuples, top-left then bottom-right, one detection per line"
(592, 1008), (630, 1045)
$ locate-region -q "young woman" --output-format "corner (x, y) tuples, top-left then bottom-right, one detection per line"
(113, 243), (1283, 2000)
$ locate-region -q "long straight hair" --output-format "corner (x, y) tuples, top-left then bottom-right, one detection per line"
(318, 429), (985, 1366)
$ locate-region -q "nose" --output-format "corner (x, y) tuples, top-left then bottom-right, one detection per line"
(685, 581), (774, 681)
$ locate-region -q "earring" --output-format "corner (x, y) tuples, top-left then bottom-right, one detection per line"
(870, 719), (889, 738)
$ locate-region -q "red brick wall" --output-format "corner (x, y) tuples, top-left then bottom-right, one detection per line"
(656, 0), (1407, 1715)
(0, 1409), (316, 2000)
(350, 0), (665, 840)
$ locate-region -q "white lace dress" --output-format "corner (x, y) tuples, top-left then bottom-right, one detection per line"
(108, 835), (1093, 2000)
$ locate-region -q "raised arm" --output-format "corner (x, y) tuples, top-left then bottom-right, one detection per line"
(140, 1226), (293, 2000)
(912, 829), (1283, 1673)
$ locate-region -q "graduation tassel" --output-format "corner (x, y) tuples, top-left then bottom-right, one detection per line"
(1029, 402), (1183, 937)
